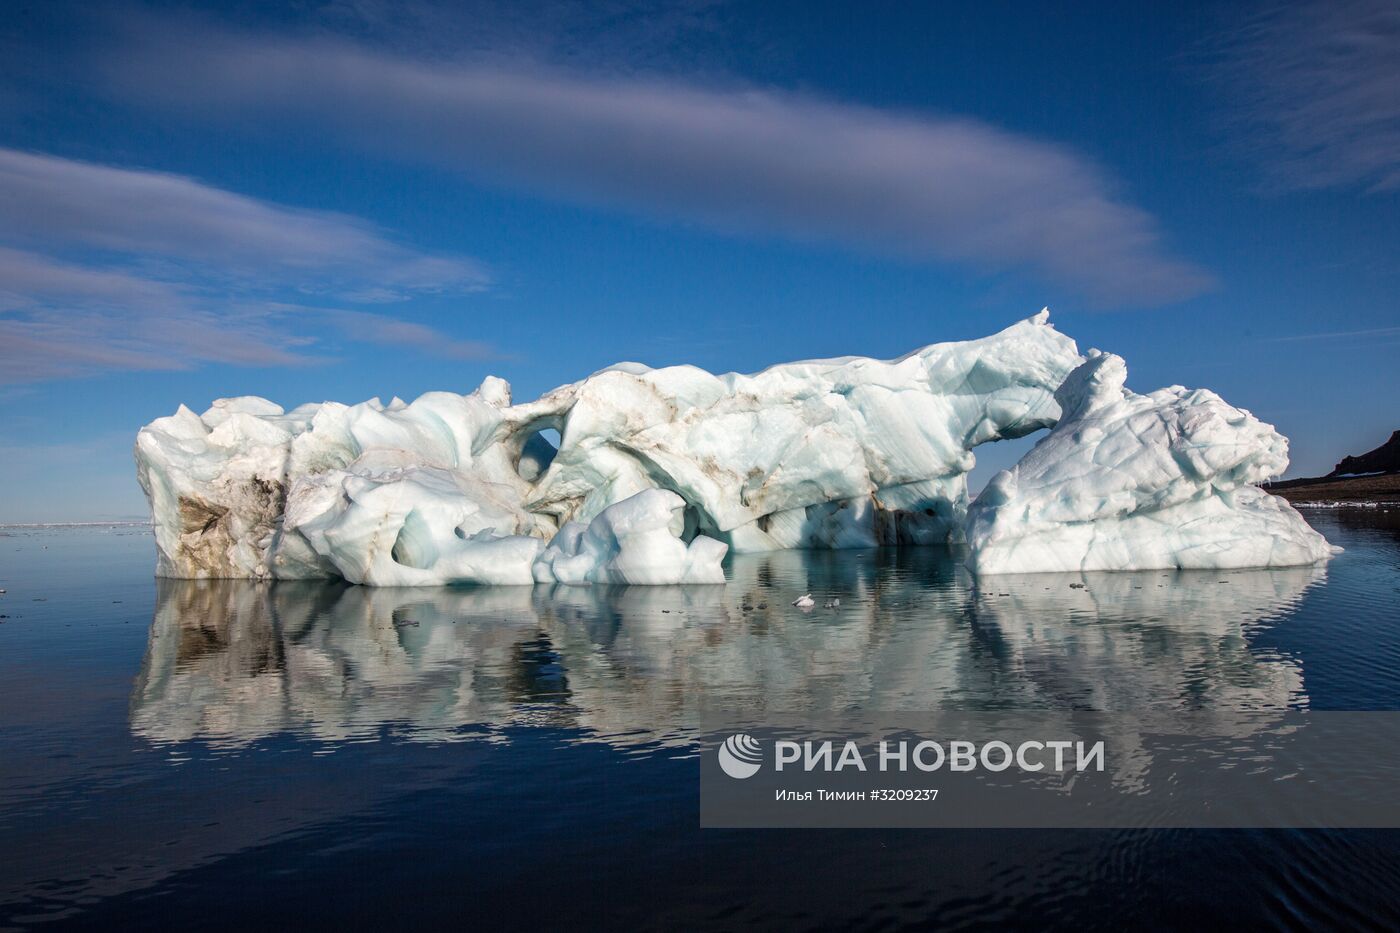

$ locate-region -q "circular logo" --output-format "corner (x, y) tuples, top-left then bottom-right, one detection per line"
(718, 733), (763, 779)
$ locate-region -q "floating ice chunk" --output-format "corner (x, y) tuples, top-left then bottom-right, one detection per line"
(964, 352), (1337, 573)
(533, 489), (727, 585)
(136, 311), (1083, 582)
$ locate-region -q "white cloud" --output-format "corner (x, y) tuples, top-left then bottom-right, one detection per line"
(0, 150), (497, 382)
(0, 147), (489, 291)
(105, 33), (1213, 307)
(315, 308), (497, 361)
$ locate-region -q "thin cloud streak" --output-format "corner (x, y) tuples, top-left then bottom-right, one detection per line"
(1206, 0), (1400, 193)
(0, 246), (502, 383)
(0, 147), (490, 292)
(306, 308), (498, 361)
(105, 33), (1213, 307)
(0, 152), (501, 383)
(0, 246), (316, 381)
(1268, 325), (1400, 342)
(0, 272), (501, 383)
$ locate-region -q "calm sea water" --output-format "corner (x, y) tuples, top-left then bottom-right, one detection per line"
(2, 510), (1400, 930)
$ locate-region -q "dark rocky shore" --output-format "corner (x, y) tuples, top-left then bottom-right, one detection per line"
(1265, 430), (1400, 505)
(1266, 472), (1400, 505)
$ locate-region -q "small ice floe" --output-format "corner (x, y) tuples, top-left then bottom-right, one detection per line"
(792, 594), (815, 609)
(1292, 500), (1385, 509)
(824, 598), (840, 609)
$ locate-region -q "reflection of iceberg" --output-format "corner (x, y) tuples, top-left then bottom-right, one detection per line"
(132, 553), (1323, 750)
(133, 581), (547, 746)
(961, 564), (1324, 785)
(965, 565), (1324, 710)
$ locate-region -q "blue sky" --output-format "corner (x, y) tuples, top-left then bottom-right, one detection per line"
(1, 0), (1397, 522)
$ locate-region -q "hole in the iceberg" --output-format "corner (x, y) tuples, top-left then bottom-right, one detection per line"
(680, 503), (703, 543)
(965, 430), (1046, 499)
(517, 427), (560, 482)
(671, 493), (728, 548)
(391, 510), (439, 569)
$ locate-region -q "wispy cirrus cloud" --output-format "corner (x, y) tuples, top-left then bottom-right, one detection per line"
(314, 308), (498, 361)
(101, 30), (1213, 307)
(0, 148), (496, 383)
(0, 147), (489, 294)
(0, 246), (497, 383)
(1205, 0), (1400, 193)
(1268, 325), (1400, 343)
(0, 246), (314, 381)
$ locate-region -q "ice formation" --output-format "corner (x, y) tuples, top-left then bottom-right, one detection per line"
(135, 311), (1335, 583)
(963, 352), (1338, 574)
(493, 310), (1079, 553)
(136, 312), (1082, 584)
(533, 489), (727, 585)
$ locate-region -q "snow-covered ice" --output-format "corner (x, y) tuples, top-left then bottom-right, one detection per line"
(134, 312), (1335, 584)
(533, 489), (727, 585)
(494, 309), (1080, 553)
(136, 311), (1082, 584)
(963, 352), (1338, 574)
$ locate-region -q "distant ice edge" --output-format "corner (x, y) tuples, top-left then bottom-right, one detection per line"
(134, 311), (1335, 584)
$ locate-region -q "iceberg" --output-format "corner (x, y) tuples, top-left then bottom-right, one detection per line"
(134, 312), (1334, 584)
(963, 352), (1338, 573)
(136, 311), (1083, 583)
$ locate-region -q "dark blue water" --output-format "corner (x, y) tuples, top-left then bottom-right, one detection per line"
(2, 509), (1400, 930)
